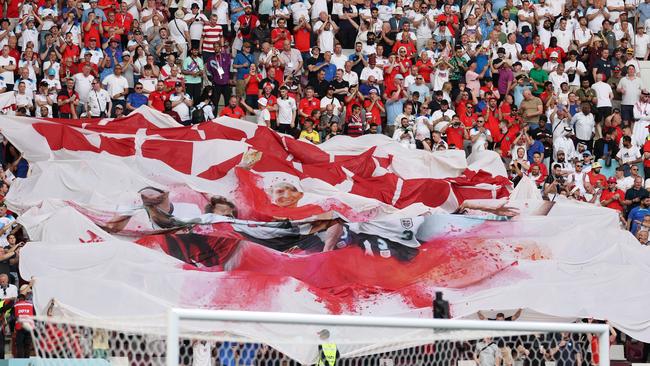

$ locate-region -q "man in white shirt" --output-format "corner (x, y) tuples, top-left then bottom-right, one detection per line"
(73, 65), (95, 116)
(320, 86), (342, 116)
(571, 102), (596, 148)
(0, 274), (17, 302)
(330, 43), (347, 70)
(276, 86), (297, 134)
(592, 73), (614, 123)
(169, 82), (193, 125)
(430, 100), (456, 132)
(632, 90), (650, 146)
(618, 64), (643, 124)
(617, 135), (642, 165)
(553, 18), (574, 52)
(0, 46), (15, 91)
(86, 79), (111, 117)
(360, 57), (383, 84)
(102, 64), (129, 115)
(564, 50), (587, 91)
(634, 26), (650, 59)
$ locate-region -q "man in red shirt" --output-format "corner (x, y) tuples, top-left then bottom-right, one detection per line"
(271, 18), (292, 50)
(12, 293), (34, 358)
(443, 115), (468, 150)
(601, 177), (626, 212)
(587, 161), (607, 189)
(61, 33), (81, 61)
(57, 78), (79, 118)
(102, 10), (123, 40)
(220, 96), (246, 118)
(148, 80), (170, 112)
(116, 2), (133, 33)
(435, 3), (459, 36)
(78, 52), (99, 76)
(643, 129), (650, 179)
(298, 86), (320, 124)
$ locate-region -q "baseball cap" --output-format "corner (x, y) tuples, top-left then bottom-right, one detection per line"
(258, 97), (268, 107)
(607, 177), (617, 184)
(48, 68), (56, 76)
(592, 162), (602, 169)
(550, 51), (558, 58)
(394, 74), (404, 80)
(115, 104), (124, 109)
(175, 81), (183, 87)
(122, 51), (131, 56)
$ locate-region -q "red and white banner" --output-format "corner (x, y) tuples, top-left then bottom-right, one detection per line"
(4, 107), (650, 362)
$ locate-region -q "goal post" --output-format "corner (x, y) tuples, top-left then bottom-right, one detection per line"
(166, 308), (611, 366)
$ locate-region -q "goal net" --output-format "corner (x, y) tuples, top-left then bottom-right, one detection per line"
(26, 310), (611, 366)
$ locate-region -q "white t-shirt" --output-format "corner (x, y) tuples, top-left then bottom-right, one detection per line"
(213, 0), (229, 24)
(470, 127), (492, 152)
(320, 96), (341, 116)
(431, 109), (456, 132)
(586, 7), (606, 32)
(618, 76), (643, 105)
(87, 88), (111, 116)
(548, 71), (569, 94)
(553, 28), (574, 51)
(102, 74), (129, 100)
(277, 96), (296, 125)
(564, 59), (587, 86)
(73, 73), (95, 103)
(571, 112), (596, 140)
(169, 19), (189, 42)
(255, 108), (271, 126)
(617, 145), (641, 164)
(635, 33), (650, 59)
(360, 66), (383, 82)
(185, 13), (209, 40)
(0, 56), (14, 85)
(502, 42), (521, 61)
(0, 284), (17, 300)
(592, 81), (613, 107)
(169, 93), (192, 121)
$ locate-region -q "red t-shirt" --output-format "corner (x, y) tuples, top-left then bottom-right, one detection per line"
(61, 44), (81, 61)
(416, 60), (434, 83)
(392, 41), (416, 59)
(643, 140), (650, 168)
(244, 73), (262, 95)
(299, 97), (320, 123)
(459, 112), (477, 128)
(57, 90), (78, 114)
(102, 20), (121, 39)
(220, 105), (245, 119)
(363, 99), (384, 125)
(294, 28), (311, 52)
(600, 189), (625, 212)
(499, 128), (519, 158)
(446, 126), (465, 148)
(436, 14), (459, 35)
(261, 93), (277, 120)
(116, 12), (133, 33)
(271, 28), (292, 50)
(148, 91), (169, 111)
(83, 22), (102, 47)
(587, 171), (607, 189)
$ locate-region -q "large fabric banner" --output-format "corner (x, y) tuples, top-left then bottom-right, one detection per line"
(3, 107), (650, 362)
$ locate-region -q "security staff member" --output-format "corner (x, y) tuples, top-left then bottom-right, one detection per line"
(317, 329), (340, 366)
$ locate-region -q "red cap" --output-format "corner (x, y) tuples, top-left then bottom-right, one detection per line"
(607, 177), (617, 184)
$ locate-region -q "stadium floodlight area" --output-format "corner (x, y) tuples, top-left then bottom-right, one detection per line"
(28, 309), (611, 366)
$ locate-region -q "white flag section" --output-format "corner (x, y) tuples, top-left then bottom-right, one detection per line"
(1, 107), (649, 362)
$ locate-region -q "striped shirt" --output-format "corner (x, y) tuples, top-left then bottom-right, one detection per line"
(202, 24), (223, 53)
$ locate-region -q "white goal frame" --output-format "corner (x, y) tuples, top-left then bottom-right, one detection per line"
(166, 309), (611, 366)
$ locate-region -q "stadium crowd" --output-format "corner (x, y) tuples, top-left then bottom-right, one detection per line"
(0, 0), (647, 361)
